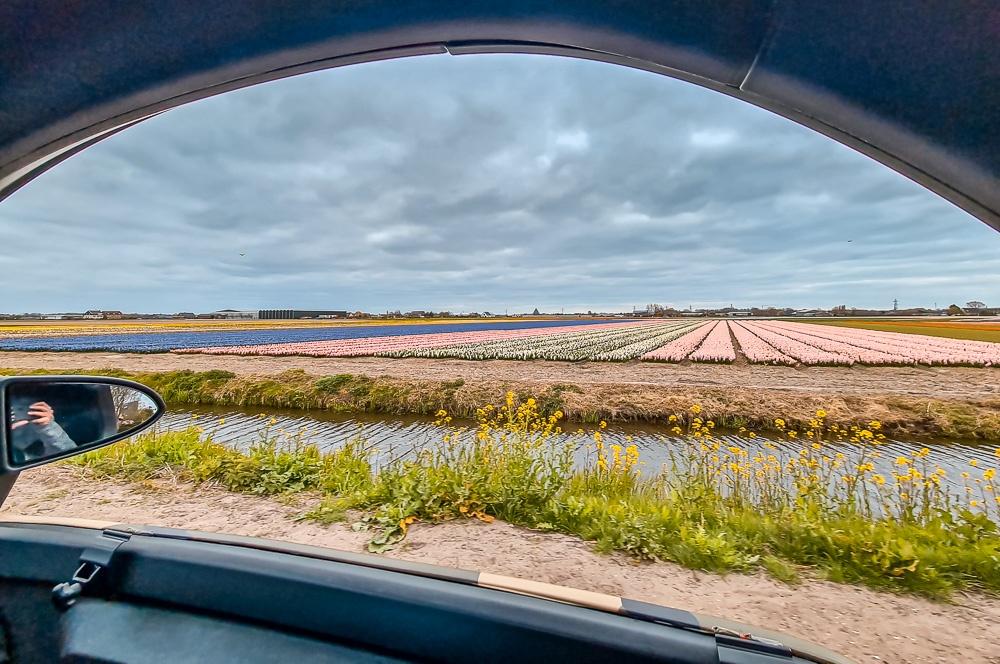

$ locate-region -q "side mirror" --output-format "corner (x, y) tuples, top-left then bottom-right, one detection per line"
(0, 376), (165, 473)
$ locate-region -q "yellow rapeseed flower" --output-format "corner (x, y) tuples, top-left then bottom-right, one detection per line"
(872, 474), (886, 485)
(774, 418), (786, 428)
(969, 459), (979, 467)
(895, 456), (911, 466)
(668, 415), (678, 423)
(984, 468), (996, 481)
(868, 420), (881, 430)
(690, 404), (702, 414)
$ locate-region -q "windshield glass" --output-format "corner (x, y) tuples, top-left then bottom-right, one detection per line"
(1, 54), (998, 663)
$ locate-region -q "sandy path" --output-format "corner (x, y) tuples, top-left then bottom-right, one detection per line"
(1, 351), (998, 398)
(3, 466), (998, 664)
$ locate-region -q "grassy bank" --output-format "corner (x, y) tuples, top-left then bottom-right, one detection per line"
(3, 366), (999, 441)
(70, 396), (1000, 599)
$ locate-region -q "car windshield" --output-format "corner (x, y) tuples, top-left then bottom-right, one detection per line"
(0, 53), (998, 663)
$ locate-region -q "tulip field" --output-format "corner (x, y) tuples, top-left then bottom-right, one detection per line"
(172, 319), (1000, 366)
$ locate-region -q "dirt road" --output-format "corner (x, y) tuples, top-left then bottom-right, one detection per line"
(3, 465), (998, 664)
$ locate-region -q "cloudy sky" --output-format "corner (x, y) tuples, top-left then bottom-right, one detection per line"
(1, 54), (997, 314)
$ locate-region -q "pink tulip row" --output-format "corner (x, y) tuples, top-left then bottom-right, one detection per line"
(175, 321), (648, 357)
(749, 321), (908, 365)
(728, 322), (797, 365)
(759, 321), (1000, 366)
(640, 322), (713, 361)
(734, 322), (851, 365)
(688, 321), (737, 362)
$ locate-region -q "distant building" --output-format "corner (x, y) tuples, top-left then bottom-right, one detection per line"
(257, 309), (346, 320)
(726, 310), (752, 317)
(82, 310), (123, 320)
(211, 309), (259, 320)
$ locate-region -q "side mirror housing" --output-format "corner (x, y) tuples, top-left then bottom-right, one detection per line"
(0, 376), (165, 473)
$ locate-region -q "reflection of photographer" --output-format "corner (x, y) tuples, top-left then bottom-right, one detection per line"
(9, 398), (77, 464)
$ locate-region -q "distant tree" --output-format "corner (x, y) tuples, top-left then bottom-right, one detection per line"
(947, 304), (964, 316)
(966, 300), (986, 311)
(532, 308), (541, 316)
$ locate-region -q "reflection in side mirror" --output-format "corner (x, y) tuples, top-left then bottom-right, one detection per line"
(1, 377), (165, 471)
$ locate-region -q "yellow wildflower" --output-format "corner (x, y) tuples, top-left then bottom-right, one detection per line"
(690, 404), (702, 414)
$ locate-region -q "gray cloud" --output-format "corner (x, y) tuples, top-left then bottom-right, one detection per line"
(1, 53), (997, 314)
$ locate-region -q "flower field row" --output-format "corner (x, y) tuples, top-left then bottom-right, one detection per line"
(172, 318), (999, 366)
(643, 320), (1000, 366)
(763, 321), (1000, 366)
(735, 321), (1000, 366)
(377, 321), (702, 361)
(177, 321), (638, 357)
(0, 319), (613, 353)
(687, 321), (737, 362)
